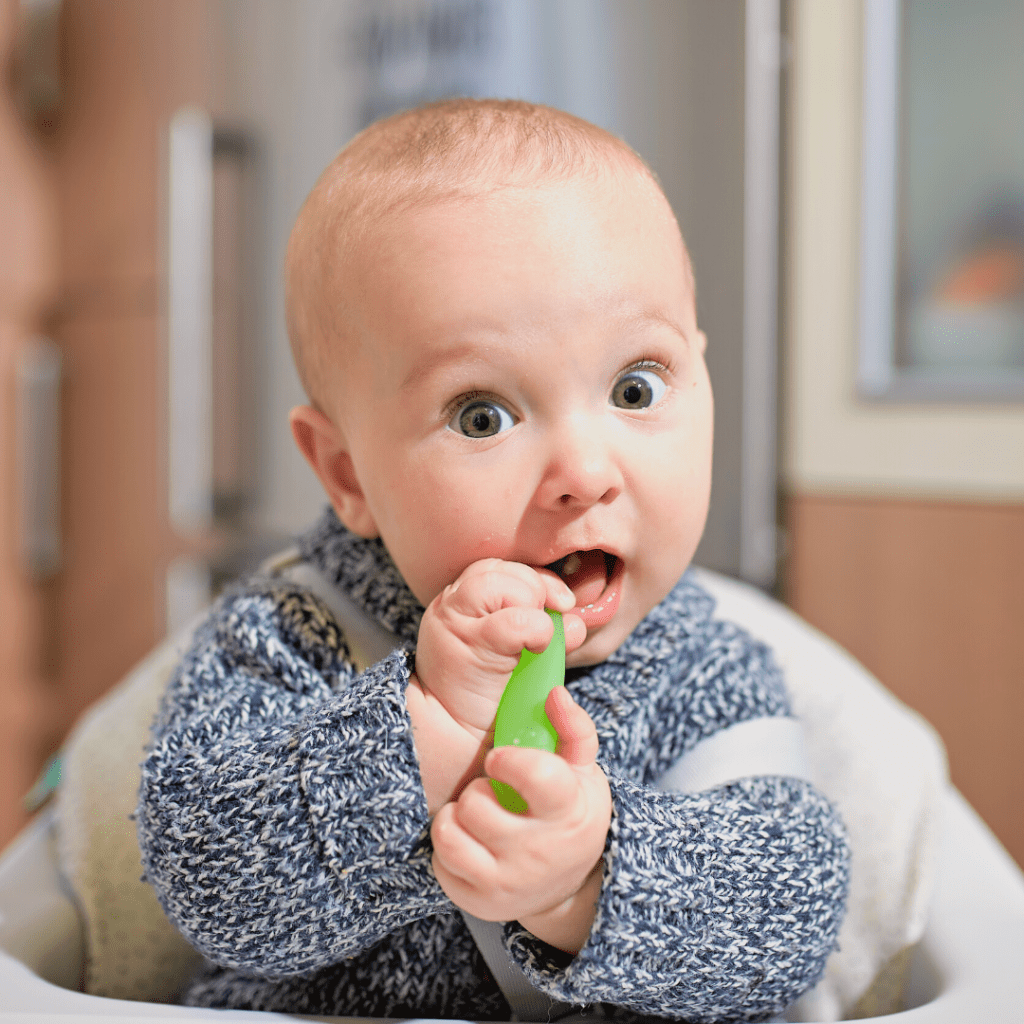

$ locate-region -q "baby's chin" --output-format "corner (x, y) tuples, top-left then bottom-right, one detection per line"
(563, 575), (679, 667)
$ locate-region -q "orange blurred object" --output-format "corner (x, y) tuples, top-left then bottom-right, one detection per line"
(936, 243), (1024, 304)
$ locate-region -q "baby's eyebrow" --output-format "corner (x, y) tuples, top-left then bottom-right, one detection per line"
(399, 341), (482, 393)
(400, 304), (689, 395)
(608, 301), (689, 343)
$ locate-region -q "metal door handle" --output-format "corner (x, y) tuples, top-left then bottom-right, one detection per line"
(167, 106), (258, 536)
(167, 106), (215, 534)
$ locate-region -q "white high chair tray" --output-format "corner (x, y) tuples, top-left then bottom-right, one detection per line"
(1, 785), (1022, 1023)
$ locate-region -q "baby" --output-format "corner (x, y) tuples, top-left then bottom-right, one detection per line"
(138, 99), (849, 1022)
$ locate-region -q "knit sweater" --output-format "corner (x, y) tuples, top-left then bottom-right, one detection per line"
(136, 508), (849, 1023)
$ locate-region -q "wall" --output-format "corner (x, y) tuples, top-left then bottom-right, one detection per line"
(782, 0), (1024, 865)
(0, 0), (222, 851)
(0, 0), (59, 849)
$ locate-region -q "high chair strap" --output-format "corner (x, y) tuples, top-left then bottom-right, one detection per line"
(656, 715), (814, 794)
(461, 912), (572, 1022)
(268, 549), (402, 671)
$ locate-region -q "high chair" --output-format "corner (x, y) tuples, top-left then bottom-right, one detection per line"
(1, 565), (1022, 1022)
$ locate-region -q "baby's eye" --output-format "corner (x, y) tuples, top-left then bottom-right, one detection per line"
(611, 367), (667, 410)
(449, 399), (516, 438)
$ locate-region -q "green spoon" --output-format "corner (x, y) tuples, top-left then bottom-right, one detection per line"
(490, 609), (566, 813)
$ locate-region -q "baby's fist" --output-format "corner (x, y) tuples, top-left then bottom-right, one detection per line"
(431, 686), (611, 952)
(414, 559), (578, 739)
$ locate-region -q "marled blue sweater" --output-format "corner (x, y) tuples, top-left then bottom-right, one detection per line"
(136, 509), (849, 1023)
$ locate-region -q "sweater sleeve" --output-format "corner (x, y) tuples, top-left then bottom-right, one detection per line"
(135, 579), (448, 978)
(502, 584), (851, 1022)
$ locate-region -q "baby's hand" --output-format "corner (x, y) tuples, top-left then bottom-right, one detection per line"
(430, 686), (612, 955)
(414, 558), (581, 740)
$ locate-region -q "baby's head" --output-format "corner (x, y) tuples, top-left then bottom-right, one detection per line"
(287, 98), (712, 666)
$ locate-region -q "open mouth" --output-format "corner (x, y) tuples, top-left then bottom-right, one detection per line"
(544, 549), (623, 629)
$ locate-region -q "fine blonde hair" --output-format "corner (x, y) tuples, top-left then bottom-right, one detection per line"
(285, 98), (681, 410)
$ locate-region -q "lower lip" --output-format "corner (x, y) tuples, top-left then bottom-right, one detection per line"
(572, 557), (624, 629)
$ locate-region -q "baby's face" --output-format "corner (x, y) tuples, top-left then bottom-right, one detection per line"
(325, 170), (712, 666)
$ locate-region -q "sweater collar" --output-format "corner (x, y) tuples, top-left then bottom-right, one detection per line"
(298, 507), (425, 646)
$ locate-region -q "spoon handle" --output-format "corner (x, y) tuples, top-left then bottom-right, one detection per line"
(490, 610), (566, 813)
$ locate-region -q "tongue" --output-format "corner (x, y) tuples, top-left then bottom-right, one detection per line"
(561, 549), (609, 608)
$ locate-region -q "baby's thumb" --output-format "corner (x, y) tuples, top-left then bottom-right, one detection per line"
(546, 686), (598, 766)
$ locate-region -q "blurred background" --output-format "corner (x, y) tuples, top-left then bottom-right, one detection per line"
(1, 0), (1021, 867)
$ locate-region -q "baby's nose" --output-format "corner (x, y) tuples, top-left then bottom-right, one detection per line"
(536, 427), (623, 509)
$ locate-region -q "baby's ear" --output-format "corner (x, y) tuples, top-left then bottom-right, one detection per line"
(289, 405), (379, 538)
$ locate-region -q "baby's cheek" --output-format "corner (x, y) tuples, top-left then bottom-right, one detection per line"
(423, 520), (522, 597)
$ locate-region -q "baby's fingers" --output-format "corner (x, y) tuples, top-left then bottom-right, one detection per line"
(453, 777), (521, 853)
(431, 801), (497, 886)
(532, 566), (579, 614)
(444, 568), (546, 619)
(478, 605), (559, 657)
(485, 746), (576, 820)
(453, 559), (576, 615)
(560, 611), (587, 655)
(546, 686), (599, 767)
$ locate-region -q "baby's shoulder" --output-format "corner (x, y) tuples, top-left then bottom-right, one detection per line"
(613, 570), (791, 714)
(159, 574), (353, 724)
(576, 572), (792, 781)
(202, 574), (349, 663)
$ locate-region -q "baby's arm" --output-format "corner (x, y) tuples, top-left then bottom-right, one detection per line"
(519, 770), (849, 1020)
(136, 580), (449, 977)
(408, 559), (610, 952)
(495, 584), (851, 1021)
